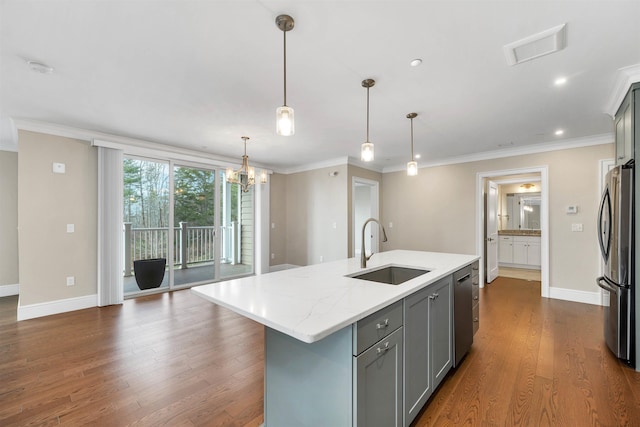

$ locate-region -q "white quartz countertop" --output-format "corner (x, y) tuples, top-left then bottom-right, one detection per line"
(191, 250), (479, 343)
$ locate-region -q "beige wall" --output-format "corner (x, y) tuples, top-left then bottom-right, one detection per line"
(0, 150), (19, 285)
(382, 143), (614, 293)
(18, 131), (97, 305)
(271, 164), (349, 266)
(269, 173), (287, 266)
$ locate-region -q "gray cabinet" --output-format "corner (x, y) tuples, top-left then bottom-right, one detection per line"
(353, 301), (403, 427)
(263, 270), (466, 427)
(430, 276), (453, 388)
(354, 327), (403, 427)
(403, 275), (453, 426)
(615, 83), (639, 165)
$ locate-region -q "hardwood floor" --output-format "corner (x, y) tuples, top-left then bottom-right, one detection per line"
(1, 278), (639, 426)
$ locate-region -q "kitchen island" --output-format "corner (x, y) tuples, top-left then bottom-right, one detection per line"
(192, 250), (479, 427)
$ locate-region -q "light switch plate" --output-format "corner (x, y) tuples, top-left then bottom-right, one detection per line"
(67, 224), (75, 233)
(566, 205), (578, 214)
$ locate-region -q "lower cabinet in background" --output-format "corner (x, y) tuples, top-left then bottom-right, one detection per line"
(354, 327), (403, 427)
(404, 275), (453, 426)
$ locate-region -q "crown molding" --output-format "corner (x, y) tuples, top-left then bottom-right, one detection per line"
(274, 156), (384, 175)
(382, 133), (613, 173)
(275, 157), (350, 175)
(12, 118), (273, 171)
(604, 63), (640, 117)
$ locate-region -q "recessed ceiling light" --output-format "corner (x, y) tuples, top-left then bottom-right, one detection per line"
(554, 77), (567, 86)
(410, 58), (422, 67)
(554, 129), (564, 135)
(27, 60), (54, 74)
(415, 154), (421, 159)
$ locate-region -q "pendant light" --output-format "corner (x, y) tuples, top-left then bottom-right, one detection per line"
(226, 137), (267, 192)
(361, 79), (375, 162)
(276, 14), (295, 136)
(406, 113), (418, 176)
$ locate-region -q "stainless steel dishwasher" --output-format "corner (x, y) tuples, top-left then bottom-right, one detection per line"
(453, 264), (473, 367)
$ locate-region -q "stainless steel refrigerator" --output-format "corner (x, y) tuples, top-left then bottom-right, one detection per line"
(597, 163), (634, 366)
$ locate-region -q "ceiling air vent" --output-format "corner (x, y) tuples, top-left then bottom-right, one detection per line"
(504, 23), (567, 66)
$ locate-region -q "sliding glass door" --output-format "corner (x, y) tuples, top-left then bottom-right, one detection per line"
(123, 158), (255, 296)
(172, 165), (216, 287)
(123, 157), (170, 294)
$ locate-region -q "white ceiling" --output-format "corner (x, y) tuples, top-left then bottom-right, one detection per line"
(1, 1), (639, 171)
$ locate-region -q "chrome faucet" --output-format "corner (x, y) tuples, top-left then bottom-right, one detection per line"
(361, 218), (388, 268)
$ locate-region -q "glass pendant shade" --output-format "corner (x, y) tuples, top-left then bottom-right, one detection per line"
(361, 142), (374, 162)
(276, 105), (295, 136)
(260, 170), (268, 184)
(226, 167), (236, 182)
(407, 161), (418, 176)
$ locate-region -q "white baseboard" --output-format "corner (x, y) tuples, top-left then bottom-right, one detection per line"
(269, 264), (301, 272)
(548, 286), (602, 306)
(0, 283), (19, 297)
(17, 294), (98, 321)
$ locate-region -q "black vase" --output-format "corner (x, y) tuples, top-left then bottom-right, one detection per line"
(133, 258), (167, 290)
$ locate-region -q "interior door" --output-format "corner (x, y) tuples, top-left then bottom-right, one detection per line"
(486, 181), (499, 283)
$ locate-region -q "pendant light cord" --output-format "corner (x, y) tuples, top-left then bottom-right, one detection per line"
(366, 86), (370, 142)
(410, 117), (414, 161)
(283, 30), (287, 106)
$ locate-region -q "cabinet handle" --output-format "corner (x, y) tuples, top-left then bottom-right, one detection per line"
(473, 317), (479, 322)
(376, 342), (390, 354)
(473, 295), (479, 300)
(429, 293), (439, 300)
(457, 273), (471, 283)
(376, 319), (389, 329)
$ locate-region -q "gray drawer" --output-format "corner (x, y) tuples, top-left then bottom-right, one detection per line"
(353, 300), (403, 355)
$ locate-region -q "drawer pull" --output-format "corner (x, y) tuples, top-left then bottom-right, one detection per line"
(377, 342), (390, 354)
(429, 293), (439, 300)
(473, 317), (479, 322)
(376, 319), (389, 329)
(473, 295), (479, 300)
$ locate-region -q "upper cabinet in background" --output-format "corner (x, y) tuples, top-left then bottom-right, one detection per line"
(615, 82), (640, 165)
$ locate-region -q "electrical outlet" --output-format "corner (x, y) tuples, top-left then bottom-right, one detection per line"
(271, 253), (275, 260)
(320, 255), (324, 262)
(66, 276), (75, 286)
(571, 223), (583, 232)
(67, 224), (75, 233)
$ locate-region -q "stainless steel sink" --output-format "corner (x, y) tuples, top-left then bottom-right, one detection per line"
(347, 266), (430, 285)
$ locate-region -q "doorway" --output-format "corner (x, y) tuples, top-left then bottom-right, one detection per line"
(352, 177), (380, 257)
(476, 167), (549, 298)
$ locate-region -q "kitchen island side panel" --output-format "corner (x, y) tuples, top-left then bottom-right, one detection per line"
(264, 326), (353, 427)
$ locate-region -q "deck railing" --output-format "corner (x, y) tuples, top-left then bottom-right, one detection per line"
(123, 222), (241, 276)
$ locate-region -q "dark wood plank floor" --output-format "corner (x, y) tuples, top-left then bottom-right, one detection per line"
(1, 277), (639, 426)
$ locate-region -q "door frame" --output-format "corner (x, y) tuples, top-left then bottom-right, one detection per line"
(351, 177), (380, 257)
(485, 180), (499, 283)
(475, 166), (549, 297)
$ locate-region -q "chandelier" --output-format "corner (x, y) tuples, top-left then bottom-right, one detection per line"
(226, 136), (267, 192)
